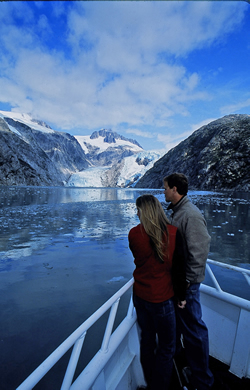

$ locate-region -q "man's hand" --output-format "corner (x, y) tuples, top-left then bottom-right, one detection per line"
(178, 300), (186, 309)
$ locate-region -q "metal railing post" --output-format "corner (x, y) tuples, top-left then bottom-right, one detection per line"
(243, 272), (250, 286)
(101, 298), (120, 353)
(127, 294), (135, 318)
(206, 264), (222, 291)
(60, 332), (87, 390)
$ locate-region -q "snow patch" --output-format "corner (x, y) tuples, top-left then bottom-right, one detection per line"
(0, 110), (55, 133)
(75, 134), (142, 154)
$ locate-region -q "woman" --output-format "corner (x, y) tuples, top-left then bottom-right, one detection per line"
(128, 195), (186, 390)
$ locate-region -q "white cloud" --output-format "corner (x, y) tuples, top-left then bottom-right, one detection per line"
(190, 118), (218, 133)
(125, 129), (156, 139)
(156, 117), (219, 152)
(221, 99), (250, 115)
(68, 1), (246, 60)
(157, 131), (190, 152)
(0, 0), (248, 148)
(37, 14), (52, 36)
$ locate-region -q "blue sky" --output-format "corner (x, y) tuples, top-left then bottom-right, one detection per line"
(0, 1), (250, 151)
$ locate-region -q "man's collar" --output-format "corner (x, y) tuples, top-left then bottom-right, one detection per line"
(167, 195), (186, 211)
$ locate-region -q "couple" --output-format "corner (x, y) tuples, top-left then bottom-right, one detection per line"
(128, 173), (214, 390)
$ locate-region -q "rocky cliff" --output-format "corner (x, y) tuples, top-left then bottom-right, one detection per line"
(135, 114), (250, 191)
(0, 115), (89, 186)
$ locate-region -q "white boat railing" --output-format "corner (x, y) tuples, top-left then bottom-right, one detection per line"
(16, 278), (137, 390)
(206, 258), (250, 288)
(16, 260), (250, 389)
(201, 259), (250, 379)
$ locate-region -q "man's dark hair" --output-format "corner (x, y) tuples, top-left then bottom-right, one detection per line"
(164, 173), (188, 196)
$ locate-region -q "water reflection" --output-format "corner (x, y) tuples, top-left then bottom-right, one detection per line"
(190, 192), (250, 266)
(0, 186), (141, 207)
(0, 187), (249, 266)
(0, 187), (143, 260)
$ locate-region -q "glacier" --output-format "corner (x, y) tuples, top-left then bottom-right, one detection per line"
(66, 150), (163, 188)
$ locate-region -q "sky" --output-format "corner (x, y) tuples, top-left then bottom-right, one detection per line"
(0, 1), (250, 151)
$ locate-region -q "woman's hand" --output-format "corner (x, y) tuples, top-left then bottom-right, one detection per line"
(177, 300), (186, 309)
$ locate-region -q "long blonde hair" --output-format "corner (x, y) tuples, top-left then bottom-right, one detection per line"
(136, 194), (170, 263)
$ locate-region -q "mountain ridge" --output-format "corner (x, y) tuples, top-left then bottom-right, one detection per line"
(0, 112), (89, 186)
(0, 110), (160, 187)
(89, 128), (142, 148)
(0, 110), (249, 191)
(135, 114), (250, 191)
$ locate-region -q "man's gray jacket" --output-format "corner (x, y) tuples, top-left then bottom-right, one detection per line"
(168, 196), (211, 284)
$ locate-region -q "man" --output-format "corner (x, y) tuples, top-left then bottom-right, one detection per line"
(163, 173), (214, 390)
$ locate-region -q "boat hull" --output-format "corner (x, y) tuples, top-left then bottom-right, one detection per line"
(201, 284), (250, 379)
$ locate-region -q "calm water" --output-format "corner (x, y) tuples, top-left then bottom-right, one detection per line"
(0, 187), (249, 389)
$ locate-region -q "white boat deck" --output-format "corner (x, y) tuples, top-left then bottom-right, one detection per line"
(16, 260), (250, 390)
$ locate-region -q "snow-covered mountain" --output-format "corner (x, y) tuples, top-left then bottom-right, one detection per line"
(0, 110), (89, 186)
(67, 128), (162, 187)
(0, 111), (55, 134)
(75, 129), (143, 167)
(76, 129), (142, 153)
(0, 110), (162, 187)
(68, 129), (162, 187)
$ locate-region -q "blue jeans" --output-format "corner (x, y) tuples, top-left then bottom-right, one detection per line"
(176, 283), (214, 390)
(133, 294), (176, 390)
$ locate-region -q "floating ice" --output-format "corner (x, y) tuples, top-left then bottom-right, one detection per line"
(107, 276), (125, 283)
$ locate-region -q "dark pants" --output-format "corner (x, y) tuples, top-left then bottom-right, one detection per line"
(176, 283), (214, 390)
(133, 294), (176, 390)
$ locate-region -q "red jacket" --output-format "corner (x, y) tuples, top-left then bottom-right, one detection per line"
(129, 223), (186, 303)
